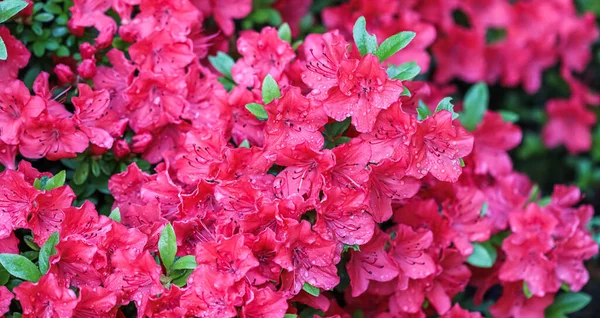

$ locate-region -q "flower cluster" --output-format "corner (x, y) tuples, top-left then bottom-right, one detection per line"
(0, 0), (597, 317)
(323, 0), (600, 154)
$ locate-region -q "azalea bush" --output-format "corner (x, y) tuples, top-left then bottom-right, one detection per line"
(0, 0), (599, 317)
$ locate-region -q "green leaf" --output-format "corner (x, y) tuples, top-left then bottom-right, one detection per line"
(43, 2), (62, 15)
(91, 160), (101, 177)
(460, 82), (489, 131)
(352, 16), (378, 56)
(109, 207), (121, 222)
(467, 241), (497, 268)
(74, 161), (90, 185)
(523, 281), (533, 298)
(171, 255), (197, 270)
(325, 118), (351, 137)
(32, 41), (45, 57)
(278, 23), (292, 43)
(400, 86), (411, 97)
(375, 31), (416, 62)
(479, 202), (488, 217)
(417, 100), (432, 120)
(239, 140), (250, 148)
(45, 171), (65, 190)
(0, 37), (6, 61)
(302, 282), (320, 297)
(39, 232), (59, 274)
(51, 26), (68, 38)
(284, 314), (298, 318)
(459, 157), (465, 167)
(45, 40), (59, 51)
(34, 12), (55, 22)
(208, 52), (235, 80)
(171, 270), (193, 287)
(499, 110), (519, 123)
(0, 254), (41, 282)
(0, 0), (28, 23)
(0, 266), (9, 286)
(545, 292), (591, 316)
(158, 223), (177, 269)
(55, 13), (68, 25)
(31, 23), (43, 36)
(245, 103), (269, 121)
(23, 235), (39, 251)
(343, 244), (360, 252)
(387, 62), (421, 81)
(262, 74), (281, 104)
(435, 97), (459, 120)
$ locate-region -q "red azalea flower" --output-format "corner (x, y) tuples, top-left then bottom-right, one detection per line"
(94, 49), (136, 117)
(49, 237), (102, 287)
(223, 86), (265, 147)
(0, 170), (38, 238)
(246, 229), (283, 286)
(174, 130), (228, 185)
(469, 111), (522, 177)
(407, 110), (474, 182)
(274, 0), (312, 36)
(316, 54), (403, 133)
(32, 72), (73, 119)
(274, 220), (340, 295)
(139, 170), (182, 221)
(328, 139), (371, 191)
(360, 102), (416, 163)
(0, 140), (17, 169)
(432, 25), (486, 84)
(104, 250), (164, 312)
(389, 224), (436, 289)
(73, 84), (127, 150)
(129, 30), (196, 74)
(109, 162), (155, 205)
(73, 285), (118, 318)
(489, 282), (554, 318)
(347, 228), (399, 297)
(0, 233), (19, 254)
(69, 0), (117, 48)
(27, 186), (76, 245)
(195, 234), (259, 288)
(191, 0), (251, 36)
(20, 115), (89, 160)
(440, 304), (482, 318)
(125, 71), (189, 133)
(442, 186), (491, 256)
(425, 248), (471, 315)
(144, 284), (187, 317)
(315, 187), (375, 245)
(264, 86), (328, 151)
(60, 201), (111, 244)
(0, 286), (13, 317)
(0, 80), (46, 145)
(368, 158), (420, 223)
(499, 234), (559, 297)
(272, 143), (334, 206)
(550, 229), (598, 291)
(241, 286), (288, 318)
(558, 13), (599, 73)
(14, 273), (78, 317)
(183, 64), (232, 132)
(393, 199), (454, 250)
(301, 30), (351, 100)
(232, 27), (295, 87)
(120, 0), (201, 41)
(0, 27), (30, 84)
(542, 97), (596, 154)
(180, 271), (242, 317)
